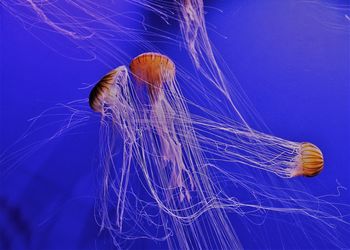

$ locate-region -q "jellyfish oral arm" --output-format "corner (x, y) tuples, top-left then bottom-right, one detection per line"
(151, 93), (193, 202)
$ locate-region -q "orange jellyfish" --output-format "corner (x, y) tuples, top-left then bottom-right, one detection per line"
(130, 52), (194, 202)
(190, 118), (325, 179)
(89, 65), (137, 232)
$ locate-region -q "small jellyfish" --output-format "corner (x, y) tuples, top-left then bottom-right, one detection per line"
(89, 65), (136, 231)
(191, 119), (325, 179)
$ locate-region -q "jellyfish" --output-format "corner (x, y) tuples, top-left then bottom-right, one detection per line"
(190, 117), (324, 178)
(88, 66), (138, 232)
(178, 0), (250, 126)
(129, 52), (195, 202)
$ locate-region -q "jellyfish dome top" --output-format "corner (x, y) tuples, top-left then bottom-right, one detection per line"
(130, 52), (176, 101)
(89, 66), (129, 114)
(130, 52), (175, 85)
(292, 142), (324, 177)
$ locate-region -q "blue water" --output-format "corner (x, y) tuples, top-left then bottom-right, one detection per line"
(1, 1), (349, 249)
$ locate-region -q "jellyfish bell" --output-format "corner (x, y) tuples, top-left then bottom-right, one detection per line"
(291, 142), (324, 177)
(130, 52), (175, 100)
(89, 66), (129, 114)
(129, 52), (175, 84)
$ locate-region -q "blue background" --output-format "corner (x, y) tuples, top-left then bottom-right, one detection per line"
(1, 0), (349, 249)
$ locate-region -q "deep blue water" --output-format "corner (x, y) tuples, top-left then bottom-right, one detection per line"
(1, 1), (349, 249)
